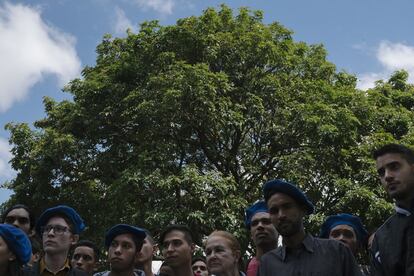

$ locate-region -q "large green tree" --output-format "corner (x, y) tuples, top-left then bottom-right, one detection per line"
(2, 5), (412, 255)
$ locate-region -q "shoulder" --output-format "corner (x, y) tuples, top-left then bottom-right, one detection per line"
(93, 271), (110, 276)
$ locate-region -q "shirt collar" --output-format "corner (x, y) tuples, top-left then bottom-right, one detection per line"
(39, 257), (71, 274)
(277, 233), (315, 261)
(395, 205), (412, 216)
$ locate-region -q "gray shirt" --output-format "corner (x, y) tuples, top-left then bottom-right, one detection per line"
(258, 234), (363, 276)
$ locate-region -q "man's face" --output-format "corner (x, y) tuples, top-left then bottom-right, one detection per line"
(376, 153), (414, 203)
(329, 225), (358, 255)
(42, 216), (78, 255)
(192, 260), (208, 276)
(161, 230), (193, 269)
(108, 233), (138, 273)
(4, 208), (31, 235)
(267, 193), (305, 237)
(250, 212), (278, 248)
(71, 246), (96, 275)
(136, 237), (154, 264)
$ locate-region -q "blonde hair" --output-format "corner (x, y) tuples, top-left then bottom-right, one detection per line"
(206, 230), (241, 254)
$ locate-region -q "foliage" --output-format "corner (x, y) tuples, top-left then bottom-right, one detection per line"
(3, 6), (413, 257)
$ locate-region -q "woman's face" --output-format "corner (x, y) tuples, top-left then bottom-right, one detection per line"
(205, 236), (239, 275)
(0, 236), (15, 268)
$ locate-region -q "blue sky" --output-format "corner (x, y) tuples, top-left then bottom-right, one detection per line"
(1, 0), (414, 204)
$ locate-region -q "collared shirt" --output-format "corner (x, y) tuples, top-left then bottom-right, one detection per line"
(258, 234), (363, 276)
(39, 257), (71, 276)
(246, 257), (259, 276)
(370, 207), (414, 276)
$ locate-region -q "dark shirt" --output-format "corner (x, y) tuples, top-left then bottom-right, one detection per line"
(370, 206), (414, 276)
(22, 259), (87, 276)
(258, 234), (363, 276)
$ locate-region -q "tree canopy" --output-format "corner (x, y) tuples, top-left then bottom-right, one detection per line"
(2, 5), (414, 256)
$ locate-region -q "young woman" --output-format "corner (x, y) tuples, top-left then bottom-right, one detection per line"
(204, 231), (245, 276)
(0, 224), (32, 276)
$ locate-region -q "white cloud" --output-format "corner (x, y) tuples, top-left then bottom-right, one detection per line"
(114, 6), (134, 35)
(357, 41), (414, 90)
(0, 2), (81, 112)
(133, 0), (175, 15)
(0, 137), (14, 181)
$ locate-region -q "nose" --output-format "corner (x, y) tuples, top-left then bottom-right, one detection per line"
(167, 243), (175, 252)
(384, 169), (394, 181)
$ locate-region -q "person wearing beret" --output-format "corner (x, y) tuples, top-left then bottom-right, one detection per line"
(320, 213), (370, 275)
(372, 144), (414, 276)
(0, 223), (32, 276)
(244, 201), (278, 276)
(94, 224), (146, 276)
(257, 179), (363, 276)
(24, 205), (87, 276)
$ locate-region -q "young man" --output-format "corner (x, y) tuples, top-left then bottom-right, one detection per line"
(372, 144), (414, 276)
(27, 205), (87, 276)
(258, 179), (362, 276)
(2, 204), (36, 237)
(135, 229), (157, 276)
(159, 225), (195, 276)
(94, 224), (146, 276)
(320, 213), (370, 275)
(71, 240), (99, 275)
(244, 200), (278, 276)
(191, 257), (208, 276)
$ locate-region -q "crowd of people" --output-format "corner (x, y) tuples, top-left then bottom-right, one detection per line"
(0, 143), (413, 276)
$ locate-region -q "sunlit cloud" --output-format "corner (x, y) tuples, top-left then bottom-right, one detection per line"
(357, 41), (414, 90)
(0, 2), (81, 112)
(114, 6), (134, 35)
(133, 0), (175, 15)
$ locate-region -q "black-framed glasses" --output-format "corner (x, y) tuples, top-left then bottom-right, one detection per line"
(41, 225), (71, 235)
(5, 215), (30, 225)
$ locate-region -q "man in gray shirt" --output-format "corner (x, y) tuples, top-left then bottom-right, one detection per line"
(258, 179), (362, 276)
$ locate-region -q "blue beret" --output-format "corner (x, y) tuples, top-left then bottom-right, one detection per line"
(263, 179), (314, 214)
(0, 224), (32, 264)
(104, 224), (146, 249)
(245, 201), (268, 229)
(320, 213), (368, 244)
(36, 205), (85, 235)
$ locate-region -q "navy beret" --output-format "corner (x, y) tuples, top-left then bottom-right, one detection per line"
(245, 200), (268, 229)
(0, 224), (32, 264)
(36, 205), (85, 235)
(105, 224), (146, 249)
(263, 179), (314, 214)
(320, 213), (368, 244)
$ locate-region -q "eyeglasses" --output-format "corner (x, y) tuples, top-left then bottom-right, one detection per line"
(41, 225), (71, 235)
(4, 215), (30, 225)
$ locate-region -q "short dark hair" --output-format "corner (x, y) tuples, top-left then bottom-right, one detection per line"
(373, 143), (414, 164)
(159, 224), (193, 245)
(2, 204), (36, 230)
(192, 256), (206, 265)
(143, 229), (155, 245)
(72, 240), (100, 260)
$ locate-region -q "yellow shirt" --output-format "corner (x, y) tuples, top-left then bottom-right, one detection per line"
(39, 257), (71, 276)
